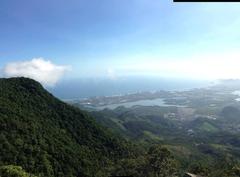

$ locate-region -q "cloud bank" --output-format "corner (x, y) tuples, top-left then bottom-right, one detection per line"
(3, 58), (70, 86)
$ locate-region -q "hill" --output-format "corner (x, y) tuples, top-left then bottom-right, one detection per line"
(2, 77), (240, 177)
(0, 77), (131, 177)
(88, 105), (240, 176)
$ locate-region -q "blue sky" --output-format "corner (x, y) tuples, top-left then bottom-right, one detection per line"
(1, 0), (240, 85)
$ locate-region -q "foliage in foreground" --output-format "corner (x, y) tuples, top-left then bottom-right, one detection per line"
(0, 78), (132, 177)
(2, 77), (240, 177)
(0, 165), (37, 177)
(112, 145), (178, 177)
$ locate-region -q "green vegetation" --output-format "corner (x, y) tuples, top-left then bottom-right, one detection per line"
(199, 122), (218, 132)
(0, 77), (182, 177)
(0, 78), (133, 177)
(90, 103), (240, 176)
(112, 145), (178, 177)
(2, 77), (240, 176)
(0, 165), (37, 177)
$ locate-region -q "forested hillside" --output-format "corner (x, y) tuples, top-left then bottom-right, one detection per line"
(2, 77), (240, 177)
(0, 77), (132, 177)
(90, 106), (240, 177)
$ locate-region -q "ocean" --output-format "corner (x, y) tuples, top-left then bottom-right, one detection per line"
(48, 76), (214, 100)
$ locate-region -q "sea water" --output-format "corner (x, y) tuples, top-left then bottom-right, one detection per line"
(49, 76), (213, 100)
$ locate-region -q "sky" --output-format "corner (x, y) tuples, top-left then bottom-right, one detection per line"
(1, 0), (240, 86)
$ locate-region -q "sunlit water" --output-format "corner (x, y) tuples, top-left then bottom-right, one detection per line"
(85, 98), (186, 110)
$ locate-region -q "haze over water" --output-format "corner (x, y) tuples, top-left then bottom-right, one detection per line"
(49, 76), (213, 99)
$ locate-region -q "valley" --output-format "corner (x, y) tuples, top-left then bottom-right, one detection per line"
(2, 1), (240, 176)
(2, 78), (240, 177)
(66, 80), (240, 176)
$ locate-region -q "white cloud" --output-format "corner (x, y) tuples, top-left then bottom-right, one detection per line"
(3, 58), (70, 87)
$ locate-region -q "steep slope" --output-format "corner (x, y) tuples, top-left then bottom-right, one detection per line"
(0, 77), (130, 177)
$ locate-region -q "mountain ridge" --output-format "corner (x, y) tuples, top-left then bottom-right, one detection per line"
(0, 77), (131, 177)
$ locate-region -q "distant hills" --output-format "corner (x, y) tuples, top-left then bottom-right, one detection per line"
(89, 105), (240, 177)
(2, 77), (240, 177)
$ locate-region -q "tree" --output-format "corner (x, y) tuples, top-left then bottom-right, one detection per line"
(146, 145), (178, 177)
(0, 165), (37, 177)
